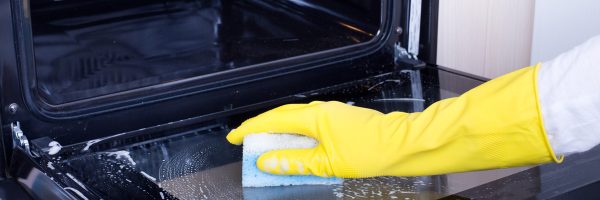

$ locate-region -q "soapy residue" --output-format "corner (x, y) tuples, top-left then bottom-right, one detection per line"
(82, 139), (103, 152)
(106, 151), (137, 166)
(159, 144), (242, 199)
(47, 162), (55, 170)
(61, 151), (174, 199)
(332, 177), (427, 199)
(47, 141), (62, 155)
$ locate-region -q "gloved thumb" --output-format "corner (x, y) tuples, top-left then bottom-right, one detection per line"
(256, 147), (334, 177)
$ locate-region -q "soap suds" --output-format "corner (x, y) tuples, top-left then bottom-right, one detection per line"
(332, 177), (421, 199)
(82, 139), (103, 152)
(159, 144), (242, 199)
(106, 151), (136, 166)
(47, 162), (55, 170)
(47, 141), (62, 155)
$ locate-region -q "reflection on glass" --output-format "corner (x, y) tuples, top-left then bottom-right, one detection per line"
(30, 0), (381, 104)
(38, 70), (450, 199)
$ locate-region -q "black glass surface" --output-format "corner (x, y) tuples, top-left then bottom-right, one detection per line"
(30, 0), (381, 104)
(29, 67), (503, 199)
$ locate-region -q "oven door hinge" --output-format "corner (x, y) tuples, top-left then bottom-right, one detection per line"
(11, 122), (32, 156)
(394, 43), (425, 69)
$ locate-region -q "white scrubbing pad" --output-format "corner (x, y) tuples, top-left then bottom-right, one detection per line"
(242, 133), (343, 187)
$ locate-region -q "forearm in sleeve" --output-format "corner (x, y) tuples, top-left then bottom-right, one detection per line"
(538, 35), (600, 156)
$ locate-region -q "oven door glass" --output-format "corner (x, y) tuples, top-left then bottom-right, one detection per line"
(29, 0), (382, 105)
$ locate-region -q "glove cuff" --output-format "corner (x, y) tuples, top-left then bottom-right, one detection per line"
(532, 63), (564, 163)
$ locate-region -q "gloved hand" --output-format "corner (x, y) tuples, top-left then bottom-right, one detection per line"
(227, 64), (562, 178)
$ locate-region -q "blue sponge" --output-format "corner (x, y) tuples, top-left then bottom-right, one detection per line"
(242, 133), (343, 187)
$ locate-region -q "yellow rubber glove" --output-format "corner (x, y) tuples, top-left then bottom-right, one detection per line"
(227, 64), (562, 178)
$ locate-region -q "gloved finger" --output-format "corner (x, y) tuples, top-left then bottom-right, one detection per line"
(226, 102), (326, 145)
(256, 147), (334, 177)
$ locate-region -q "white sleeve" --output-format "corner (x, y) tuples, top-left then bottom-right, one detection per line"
(538, 35), (600, 156)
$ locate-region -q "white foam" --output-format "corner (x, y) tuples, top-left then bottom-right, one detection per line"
(82, 139), (103, 152)
(243, 133), (317, 154)
(106, 150), (136, 166)
(47, 141), (62, 155)
(47, 162), (55, 170)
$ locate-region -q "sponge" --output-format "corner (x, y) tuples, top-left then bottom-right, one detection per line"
(242, 133), (343, 187)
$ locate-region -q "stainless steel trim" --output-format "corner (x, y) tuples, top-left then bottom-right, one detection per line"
(11, 122), (31, 156)
(408, 0), (422, 58)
